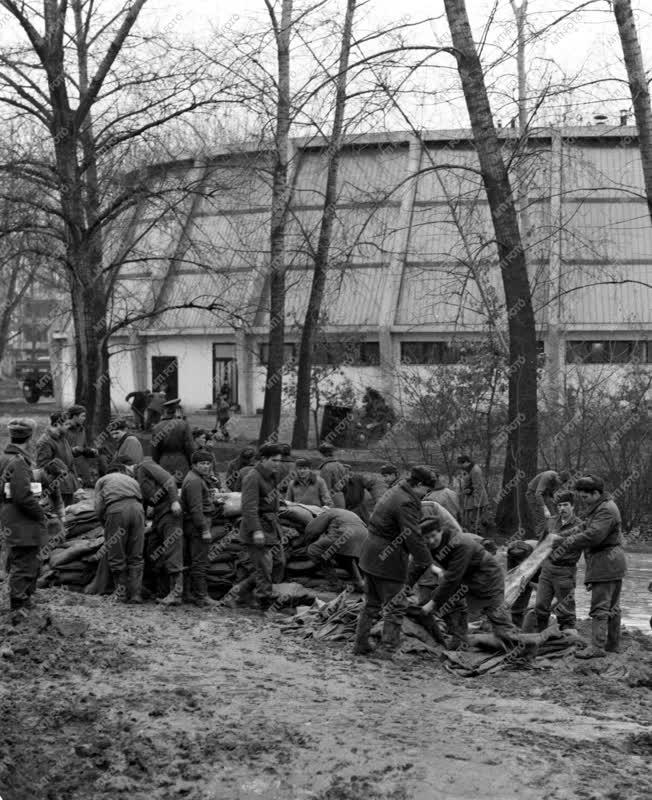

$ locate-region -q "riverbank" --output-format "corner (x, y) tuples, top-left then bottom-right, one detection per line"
(1, 590), (650, 800)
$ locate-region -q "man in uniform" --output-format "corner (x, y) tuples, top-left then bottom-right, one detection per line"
(95, 460), (145, 603)
(353, 465), (437, 657)
(456, 454), (489, 535)
(134, 456), (184, 606)
(533, 490), (582, 632)
(342, 465), (385, 524)
(379, 464), (399, 492)
(237, 444), (284, 611)
(152, 398), (195, 485)
(109, 419), (144, 465)
(305, 507), (367, 591)
(65, 404), (97, 487)
(526, 469), (571, 541)
(318, 443), (347, 508)
(181, 450), (219, 608)
(36, 411), (80, 506)
(556, 475), (627, 658)
(0, 418), (47, 612)
(425, 472), (461, 522)
(225, 445), (256, 491)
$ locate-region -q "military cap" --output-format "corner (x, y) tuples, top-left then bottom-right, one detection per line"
(295, 458), (311, 468)
(192, 449), (213, 464)
(163, 398), (181, 407)
(574, 475), (604, 493)
(318, 442), (334, 455)
(67, 404), (86, 417)
(409, 465), (437, 488)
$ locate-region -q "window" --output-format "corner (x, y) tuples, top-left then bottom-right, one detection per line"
(565, 340), (645, 365)
(313, 340), (380, 366)
(400, 341), (481, 365)
(258, 342), (296, 366)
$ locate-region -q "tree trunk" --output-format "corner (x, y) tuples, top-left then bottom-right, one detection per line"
(291, 0), (357, 449)
(259, 0), (293, 445)
(613, 0), (652, 224)
(443, 0), (539, 536)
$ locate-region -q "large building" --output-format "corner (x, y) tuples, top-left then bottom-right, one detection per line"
(52, 125), (652, 413)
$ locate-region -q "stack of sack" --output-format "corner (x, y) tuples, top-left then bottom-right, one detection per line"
(39, 500), (104, 590)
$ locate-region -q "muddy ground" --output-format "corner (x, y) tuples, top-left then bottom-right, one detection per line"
(0, 591), (650, 800)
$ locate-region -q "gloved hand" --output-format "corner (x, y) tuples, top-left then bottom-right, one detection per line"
(171, 500), (182, 516)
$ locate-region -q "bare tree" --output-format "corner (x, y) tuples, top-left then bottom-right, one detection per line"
(612, 0), (652, 224)
(443, 0), (539, 536)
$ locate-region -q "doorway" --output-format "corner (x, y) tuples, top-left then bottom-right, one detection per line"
(151, 356), (178, 400)
(213, 345), (238, 407)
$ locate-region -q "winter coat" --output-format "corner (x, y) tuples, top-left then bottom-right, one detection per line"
(134, 458), (179, 522)
(359, 480), (432, 583)
(151, 418), (195, 482)
(181, 468), (213, 536)
(429, 529), (504, 609)
(239, 462), (281, 546)
(544, 513), (583, 570)
(287, 472), (332, 507)
(94, 473), (142, 523)
(563, 495), (627, 583)
(225, 458), (255, 491)
(343, 473), (385, 524)
(319, 458), (347, 508)
(115, 433), (144, 466)
(305, 508), (368, 559)
(459, 463), (489, 511)
(65, 423), (95, 487)
(0, 444), (47, 547)
(276, 457), (296, 495)
(147, 391), (167, 414)
(35, 428), (79, 496)
(526, 470), (563, 512)
(425, 486), (461, 522)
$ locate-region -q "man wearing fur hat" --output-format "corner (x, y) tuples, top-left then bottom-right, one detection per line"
(181, 449), (219, 608)
(555, 475), (627, 658)
(286, 458), (332, 506)
(109, 419), (144, 466)
(0, 418), (47, 611)
(353, 465), (437, 657)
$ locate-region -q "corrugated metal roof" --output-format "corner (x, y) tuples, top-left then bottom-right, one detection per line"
(562, 141), (645, 200)
(185, 212), (270, 271)
(560, 199), (652, 262)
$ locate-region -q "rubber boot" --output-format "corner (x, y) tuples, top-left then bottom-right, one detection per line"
(575, 617), (608, 659)
(191, 572), (219, 609)
(378, 619), (402, 657)
(127, 566), (144, 605)
(110, 571), (128, 603)
(157, 572), (183, 606)
(606, 612), (621, 653)
(353, 609), (376, 655)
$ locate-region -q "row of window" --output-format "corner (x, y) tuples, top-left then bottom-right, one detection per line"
(258, 340), (652, 366)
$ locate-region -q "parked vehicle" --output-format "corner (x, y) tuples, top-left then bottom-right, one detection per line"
(16, 358), (54, 403)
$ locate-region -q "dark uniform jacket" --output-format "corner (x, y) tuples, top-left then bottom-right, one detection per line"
(526, 470), (562, 508)
(151, 418), (195, 482)
(239, 463), (281, 546)
(225, 457), (255, 491)
(135, 459), (179, 522)
(36, 429), (79, 496)
(424, 485), (461, 522)
(563, 495), (626, 583)
(276, 456), (296, 494)
(429, 529), (504, 608)
(0, 444), (47, 547)
(319, 458), (347, 507)
(359, 480), (432, 583)
(181, 468), (213, 537)
(544, 513), (583, 571)
(343, 473), (385, 523)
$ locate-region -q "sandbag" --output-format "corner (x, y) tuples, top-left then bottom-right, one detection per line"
(285, 558), (319, 577)
(279, 503), (321, 529)
(50, 536), (104, 568)
(207, 562), (236, 577)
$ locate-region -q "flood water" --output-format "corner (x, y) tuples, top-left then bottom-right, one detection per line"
(575, 551), (652, 633)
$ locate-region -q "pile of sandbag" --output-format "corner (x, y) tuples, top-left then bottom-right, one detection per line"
(39, 510), (105, 590)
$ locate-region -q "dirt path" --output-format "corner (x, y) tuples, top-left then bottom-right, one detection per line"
(1, 591), (650, 800)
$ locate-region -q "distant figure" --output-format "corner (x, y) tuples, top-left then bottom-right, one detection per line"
(318, 443), (347, 509)
(220, 380), (232, 404)
(151, 399), (195, 485)
(125, 390), (149, 431)
(341, 465), (385, 524)
(147, 382), (169, 429)
(456, 454), (489, 536)
(215, 395), (231, 440)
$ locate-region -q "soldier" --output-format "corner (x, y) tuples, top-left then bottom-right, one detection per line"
(65, 404), (97, 487)
(456, 454), (489, 535)
(0, 419), (47, 612)
(556, 475), (627, 658)
(424, 472), (461, 523)
(36, 411), (79, 506)
(237, 443), (285, 611)
(276, 443), (296, 496)
(353, 465), (437, 657)
(379, 464), (399, 491)
(225, 445), (256, 491)
(305, 507), (367, 592)
(151, 398), (195, 485)
(526, 469), (571, 541)
(318, 442), (347, 508)
(109, 419), (144, 466)
(133, 457), (184, 606)
(125, 390), (149, 430)
(342, 465), (385, 524)
(181, 449), (219, 608)
(286, 458), (332, 506)
(533, 491), (582, 633)
(95, 460), (145, 603)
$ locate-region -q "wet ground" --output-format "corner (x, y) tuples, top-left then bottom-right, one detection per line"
(1, 590), (650, 800)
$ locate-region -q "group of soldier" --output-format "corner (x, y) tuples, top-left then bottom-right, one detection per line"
(0, 403), (628, 661)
